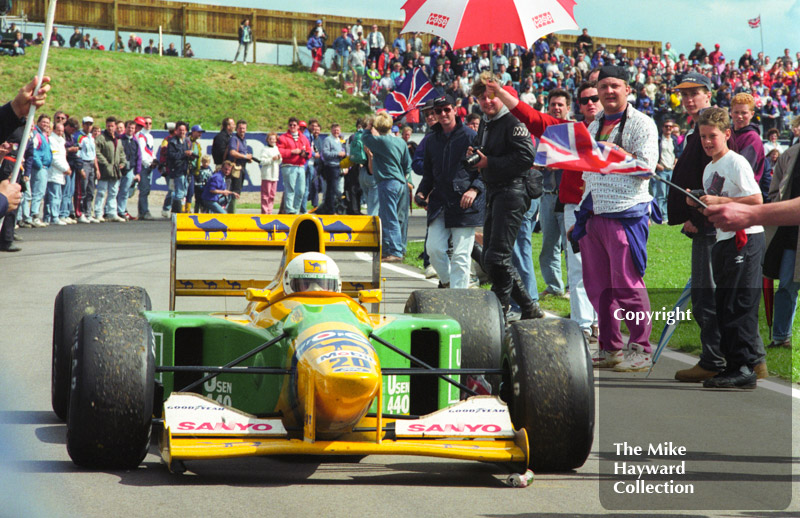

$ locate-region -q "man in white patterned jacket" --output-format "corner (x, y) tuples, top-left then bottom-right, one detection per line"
(570, 65), (659, 373)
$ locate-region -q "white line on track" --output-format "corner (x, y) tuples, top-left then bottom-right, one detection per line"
(355, 252), (800, 398)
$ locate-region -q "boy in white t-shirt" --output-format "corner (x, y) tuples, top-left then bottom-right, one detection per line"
(688, 107), (765, 389)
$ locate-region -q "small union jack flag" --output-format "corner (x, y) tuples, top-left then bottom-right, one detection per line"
(748, 15), (760, 28)
(534, 122), (652, 176)
(383, 67), (438, 118)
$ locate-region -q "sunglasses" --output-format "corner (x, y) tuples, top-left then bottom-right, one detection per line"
(434, 106), (453, 115)
(579, 95), (600, 105)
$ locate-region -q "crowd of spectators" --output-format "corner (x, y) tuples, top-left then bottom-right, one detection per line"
(2, 23), (194, 57)
(310, 23), (800, 142)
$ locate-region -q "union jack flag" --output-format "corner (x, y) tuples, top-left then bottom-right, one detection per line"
(383, 67), (438, 118)
(748, 15), (760, 28)
(534, 122), (652, 176)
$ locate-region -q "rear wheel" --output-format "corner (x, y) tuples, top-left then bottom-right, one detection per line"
(501, 318), (594, 472)
(405, 288), (504, 391)
(67, 313), (155, 469)
(52, 285), (151, 420)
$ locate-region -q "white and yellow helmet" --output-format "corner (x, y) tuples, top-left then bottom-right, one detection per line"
(283, 252), (341, 295)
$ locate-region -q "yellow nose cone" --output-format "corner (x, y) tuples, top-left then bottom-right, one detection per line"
(294, 330), (381, 435)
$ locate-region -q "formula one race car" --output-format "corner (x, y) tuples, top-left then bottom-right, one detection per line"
(51, 214), (594, 478)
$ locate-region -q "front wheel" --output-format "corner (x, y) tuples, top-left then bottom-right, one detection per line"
(67, 314), (155, 469)
(501, 318), (594, 472)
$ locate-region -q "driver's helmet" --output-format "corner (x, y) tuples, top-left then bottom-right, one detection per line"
(283, 252), (341, 295)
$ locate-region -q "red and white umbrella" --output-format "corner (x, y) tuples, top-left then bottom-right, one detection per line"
(401, 0), (578, 49)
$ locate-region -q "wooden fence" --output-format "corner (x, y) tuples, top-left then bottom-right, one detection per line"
(10, 0), (660, 61)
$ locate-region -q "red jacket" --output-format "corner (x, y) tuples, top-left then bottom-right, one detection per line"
(511, 101), (586, 205)
(277, 132), (312, 166)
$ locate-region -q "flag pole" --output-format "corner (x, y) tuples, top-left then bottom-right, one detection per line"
(8, 0), (58, 187)
(0, 0), (58, 230)
(759, 14), (764, 59)
(648, 174), (708, 209)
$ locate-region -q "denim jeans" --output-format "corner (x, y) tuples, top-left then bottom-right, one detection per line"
(652, 169), (672, 221)
(281, 165), (306, 214)
(320, 164), (342, 214)
(359, 168), (379, 216)
(30, 167), (48, 220)
(691, 233), (724, 370)
(94, 179), (120, 217)
(138, 165), (153, 217)
(564, 203), (596, 331)
(427, 213), (477, 288)
(233, 42), (250, 63)
(510, 198), (540, 311)
(378, 180), (407, 258)
(773, 248), (800, 341)
(203, 199), (226, 213)
(539, 192), (566, 294)
(44, 181), (62, 222)
(171, 174), (188, 212)
(59, 172), (75, 218)
(116, 170), (134, 215)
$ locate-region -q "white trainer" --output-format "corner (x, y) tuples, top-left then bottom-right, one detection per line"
(54, 219), (67, 226)
(77, 215), (90, 224)
(109, 214), (126, 222)
(592, 348), (624, 369)
(613, 343), (652, 372)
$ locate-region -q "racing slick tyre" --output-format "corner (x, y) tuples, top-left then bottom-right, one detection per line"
(404, 289), (504, 391)
(52, 285), (152, 421)
(501, 318), (594, 472)
(66, 313), (155, 469)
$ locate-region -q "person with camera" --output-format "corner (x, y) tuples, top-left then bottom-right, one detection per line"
(278, 117), (312, 214)
(166, 121), (192, 215)
(415, 95), (482, 289)
(468, 72), (541, 319)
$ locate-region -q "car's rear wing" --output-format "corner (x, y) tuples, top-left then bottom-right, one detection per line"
(170, 214), (382, 310)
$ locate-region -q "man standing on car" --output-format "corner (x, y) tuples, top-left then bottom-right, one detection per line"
(415, 94), (484, 289)
(469, 72), (541, 319)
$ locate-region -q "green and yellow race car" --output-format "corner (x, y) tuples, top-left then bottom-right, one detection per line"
(51, 213), (594, 481)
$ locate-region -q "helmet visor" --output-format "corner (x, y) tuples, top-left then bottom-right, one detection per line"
(290, 276), (338, 293)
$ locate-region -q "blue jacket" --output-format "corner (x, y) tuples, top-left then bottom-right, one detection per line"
(417, 119), (484, 228)
(31, 127), (52, 171)
(333, 35), (352, 55)
(321, 134), (344, 168)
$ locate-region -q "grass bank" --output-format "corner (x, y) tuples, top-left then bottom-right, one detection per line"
(0, 47), (370, 130)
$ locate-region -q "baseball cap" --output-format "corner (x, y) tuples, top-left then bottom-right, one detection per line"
(433, 94), (455, 107)
(421, 98), (436, 112)
(82, 116), (93, 124)
(391, 125), (399, 133)
(598, 65), (628, 82)
(342, 28), (348, 32)
(191, 124), (204, 133)
(299, 120), (307, 128)
(714, 43), (720, 48)
(316, 19), (322, 24)
(134, 116), (147, 126)
(674, 72), (712, 90)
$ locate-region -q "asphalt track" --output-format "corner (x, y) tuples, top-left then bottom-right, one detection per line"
(0, 213), (797, 518)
